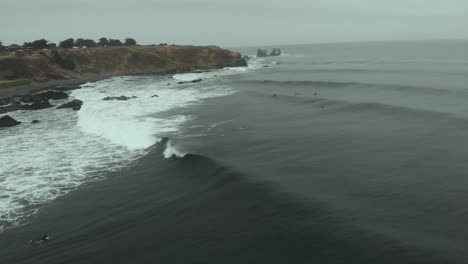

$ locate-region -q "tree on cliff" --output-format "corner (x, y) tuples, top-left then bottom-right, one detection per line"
(47, 43), (57, 49)
(32, 39), (49, 50)
(23, 42), (33, 48)
(75, 38), (85, 47)
(59, 38), (75, 48)
(85, 39), (97, 47)
(124, 38), (137, 46)
(98, 37), (109, 47)
(109, 39), (123, 46)
(75, 38), (97, 48)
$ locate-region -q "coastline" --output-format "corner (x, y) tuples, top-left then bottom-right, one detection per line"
(0, 45), (247, 101)
(1, 40), (468, 263)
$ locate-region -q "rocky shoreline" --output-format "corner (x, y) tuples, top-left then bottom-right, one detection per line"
(0, 83), (88, 127)
(0, 69), (241, 127)
(0, 45), (248, 128)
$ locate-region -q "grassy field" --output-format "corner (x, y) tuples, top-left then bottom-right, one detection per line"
(0, 79), (31, 89)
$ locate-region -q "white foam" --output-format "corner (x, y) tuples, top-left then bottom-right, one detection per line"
(73, 76), (233, 150)
(0, 77), (232, 232)
(173, 72), (211, 82)
(173, 60), (262, 83)
(281, 53), (306, 58)
(0, 107), (145, 232)
(0, 63), (260, 232)
(163, 140), (187, 158)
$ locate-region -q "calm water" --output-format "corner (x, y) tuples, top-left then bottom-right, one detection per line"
(1, 40), (468, 263)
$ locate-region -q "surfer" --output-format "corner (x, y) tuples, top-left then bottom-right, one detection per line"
(40, 234), (50, 243)
(29, 234), (50, 245)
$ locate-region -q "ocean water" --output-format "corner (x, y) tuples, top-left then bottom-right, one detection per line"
(0, 65), (257, 232)
(1, 40), (468, 263)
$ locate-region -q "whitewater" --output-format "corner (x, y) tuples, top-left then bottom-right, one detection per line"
(0, 62), (261, 232)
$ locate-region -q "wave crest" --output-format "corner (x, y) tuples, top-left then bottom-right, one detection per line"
(163, 139), (188, 158)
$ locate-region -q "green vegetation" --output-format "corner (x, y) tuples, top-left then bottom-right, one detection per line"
(98, 38), (109, 47)
(75, 38), (97, 48)
(109, 39), (123, 46)
(23, 40), (56, 49)
(32, 39), (49, 49)
(59, 38), (75, 48)
(125, 38), (137, 46)
(22, 41), (33, 48)
(1, 37), (139, 51)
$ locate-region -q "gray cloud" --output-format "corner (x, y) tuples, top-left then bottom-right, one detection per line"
(1, 0), (467, 46)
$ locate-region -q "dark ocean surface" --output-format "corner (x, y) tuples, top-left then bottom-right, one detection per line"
(1, 40), (468, 263)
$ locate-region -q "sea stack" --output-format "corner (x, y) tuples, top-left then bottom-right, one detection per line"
(257, 49), (268, 57)
(257, 48), (282, 57)
(270, 48), (281, 56)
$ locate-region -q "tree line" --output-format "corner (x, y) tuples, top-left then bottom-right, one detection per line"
(0, 38), (138, 51)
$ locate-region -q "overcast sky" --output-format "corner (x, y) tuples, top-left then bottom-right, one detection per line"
(1, 0), (467, 46)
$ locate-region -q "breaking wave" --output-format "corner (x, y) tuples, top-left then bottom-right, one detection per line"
(0, 63), (257, 232)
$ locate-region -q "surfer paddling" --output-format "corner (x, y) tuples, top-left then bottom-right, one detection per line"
(29, 234), (50, 245)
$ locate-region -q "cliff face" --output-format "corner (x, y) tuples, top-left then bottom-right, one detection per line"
(0, 46), (246, 82)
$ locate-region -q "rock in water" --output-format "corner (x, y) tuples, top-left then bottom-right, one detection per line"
(177, 79), (203, 85)
(257, 49), (268, 57)
(25, 100), (53, 110)
(270, 48), (281, 56)
(53, 84), (82, 91)
(31, 120), (40, 124)
(0, 115), (21, 127)
(40, 91), (69, 100)
(102, 96), (131, 101)
(22, 91), (69, 103)
(233, 58), (248, 67)
(57, 99), (84, 110)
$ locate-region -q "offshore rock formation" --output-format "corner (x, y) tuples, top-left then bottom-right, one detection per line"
(270, 48), (282, 56)
(257, 49), (269, 57)
(257, 48), (282, 57)
(233, 58), (248, 67)
(0, 46), (247, 84)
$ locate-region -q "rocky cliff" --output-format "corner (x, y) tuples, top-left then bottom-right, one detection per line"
(0, 46), (247, 84)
